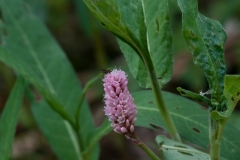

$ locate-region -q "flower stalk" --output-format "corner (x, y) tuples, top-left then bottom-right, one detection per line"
(136, 138), (161, 160)
(75, 73), (102, 133)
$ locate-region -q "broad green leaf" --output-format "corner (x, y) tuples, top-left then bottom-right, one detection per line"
(118, 40), (150, 87)
(32, 100), (101, 160)
(23, 0), (46, 21)
(156, 135), (210, 160)
(83, 0), (173, 88)
(141, 0), (173, 86)
(0, 77), (26, 160)
(0, 0), (98, 159)
(133, 90), (240, 159)
(114, 0), (150, 88)
(177, 0), (227, 104)
(211, 75), (240, 120)
(228, 111), (240, 131)
(32, 101), (83, 160)
(117, 0), (173, 88)
(133, 91), (208, 148)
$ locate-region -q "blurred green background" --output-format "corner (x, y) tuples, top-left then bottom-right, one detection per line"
(0, 0), (240, 159)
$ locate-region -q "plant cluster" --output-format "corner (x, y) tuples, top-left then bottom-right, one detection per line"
(0, 0), (240, 160)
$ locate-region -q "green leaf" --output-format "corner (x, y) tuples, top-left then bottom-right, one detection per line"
(156, 135), (211, 160)
(83, 0), (173, 88)
(82, 0), (132, 46)
(177, 87), (211, 105)
(211, 75), (240, 120)
(118, 0), (173, 88)
(133, 90), (240, 159)
(23, 0), (46, 21)
(117, 40), (150, 87)
(0, 0), (98, 159)
(228, 111), (240, 131)
(0, 76), (26, 160)
(142, 0), (173, 85)
(177, 0), (227, 104)
(32, 101), (83, 160)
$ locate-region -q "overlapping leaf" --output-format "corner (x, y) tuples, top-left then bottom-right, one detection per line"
(156, 135), (211, 160)
(177, 0), (227, 104)
(118, 0), (173, 88)
(133, 90), (240, 159)
(0, 0), (97, 159)
(83, 0), (173, 88)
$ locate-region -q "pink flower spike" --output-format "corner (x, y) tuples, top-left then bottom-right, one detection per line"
(103, 69), (137, 137)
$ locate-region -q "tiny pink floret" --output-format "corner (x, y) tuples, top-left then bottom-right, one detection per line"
(103, 69), (137, 135)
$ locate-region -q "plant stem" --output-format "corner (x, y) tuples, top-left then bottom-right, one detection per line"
(209, 117), (227, 160)
(75, 73), (102, 133)
(74, 73), (102, 156)
(137, 139), (161, 160)
(144, 58), (181, 142)
(82, 119), (111, 158)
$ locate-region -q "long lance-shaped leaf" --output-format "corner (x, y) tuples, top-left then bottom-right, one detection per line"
(0, 76), (26, 160)
(177, 0), (227, 106)
(0, 0), (97, 159)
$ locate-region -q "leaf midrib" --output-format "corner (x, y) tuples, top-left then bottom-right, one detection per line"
(2, 1), (56, 95)
(137, 105), (240, 150)
(2, 2), (83, 159)
(195, 14), (219, 99)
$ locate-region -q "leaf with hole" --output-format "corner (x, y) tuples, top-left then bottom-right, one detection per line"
(177, 0), (227, 104)
(156, 135), (211, 160)
(133, 90), (240, 159)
